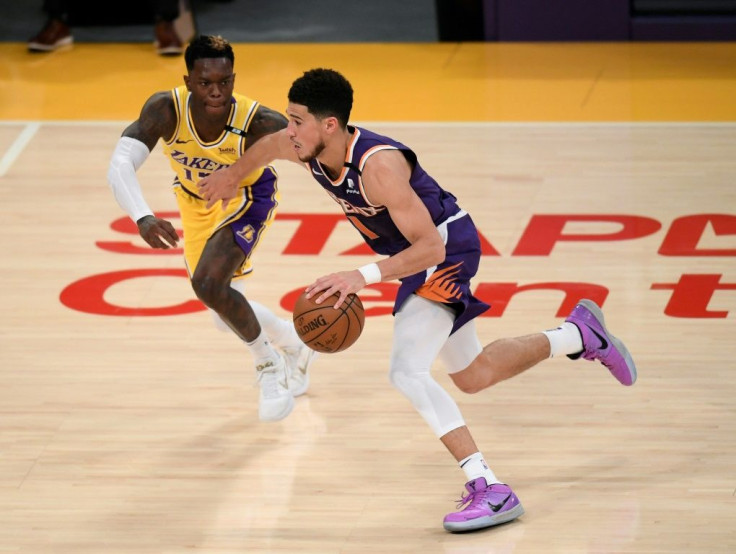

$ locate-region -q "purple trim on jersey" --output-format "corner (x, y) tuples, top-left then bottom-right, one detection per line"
(229, 167), (278, 260)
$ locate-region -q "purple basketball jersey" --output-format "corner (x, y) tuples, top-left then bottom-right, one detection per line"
(307, 126), (489, 333)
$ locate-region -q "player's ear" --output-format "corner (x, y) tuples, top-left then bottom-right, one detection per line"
(183, 75), (191, 91)
(324, 116), (339, 133)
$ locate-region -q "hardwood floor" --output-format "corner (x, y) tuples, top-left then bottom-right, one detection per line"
(0, 42), (734, 553)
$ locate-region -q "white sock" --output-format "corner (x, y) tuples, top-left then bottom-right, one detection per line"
(543, 322), (583, 358)
(246, 329), (279, 367)
(217, 280), (302, 352)
(250, 300), (302, 351)
(459, 452), (499, 484)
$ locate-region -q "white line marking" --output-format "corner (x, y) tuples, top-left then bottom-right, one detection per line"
(0, 120), (732, 178)
(0, 122), (40, 178)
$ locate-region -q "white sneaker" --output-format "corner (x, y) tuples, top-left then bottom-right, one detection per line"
(282, 344), (319, 397)
(256, 356), (294, 422)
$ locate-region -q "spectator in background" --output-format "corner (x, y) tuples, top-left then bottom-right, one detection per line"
(28, 0), (184, 55)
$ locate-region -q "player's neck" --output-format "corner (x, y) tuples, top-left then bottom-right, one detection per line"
(189, 106), (230, 143)
(316, 128), (351, 178)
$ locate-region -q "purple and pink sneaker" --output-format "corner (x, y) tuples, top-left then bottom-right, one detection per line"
(565, 299), (637, 386)
(443, 478), (524, 532)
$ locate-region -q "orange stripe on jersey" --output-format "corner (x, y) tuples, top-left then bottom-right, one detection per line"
(319, 129), (361, 184)
(347, 215), (379, 239)
(356, 144), (396, 205)
(416, 262), (464, 303)
(358, 144), (396, 173)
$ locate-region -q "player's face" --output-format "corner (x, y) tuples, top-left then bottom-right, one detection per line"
(285, 102), (327, 162)
(184, 58), (235, 117)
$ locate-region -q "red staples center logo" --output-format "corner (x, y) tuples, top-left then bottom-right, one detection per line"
(62, 212), (736, 318)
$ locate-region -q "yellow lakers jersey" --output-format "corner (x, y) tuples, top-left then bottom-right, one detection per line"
(160, 86), (280, 280)
(161, 85), (265, 193)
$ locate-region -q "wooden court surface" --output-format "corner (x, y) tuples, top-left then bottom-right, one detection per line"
(1, 42), (735, 553)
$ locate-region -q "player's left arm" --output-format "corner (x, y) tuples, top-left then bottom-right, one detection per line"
(306, 149), (445, 306)
(362, 149), (445, 280)
(245, 105), (288, 145)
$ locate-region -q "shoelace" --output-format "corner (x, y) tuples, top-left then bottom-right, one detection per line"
(582, 347), (615, 371)
(455, 489), (484, 510)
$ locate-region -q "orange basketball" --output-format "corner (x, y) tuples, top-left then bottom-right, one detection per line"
(292, 291), (365, 353)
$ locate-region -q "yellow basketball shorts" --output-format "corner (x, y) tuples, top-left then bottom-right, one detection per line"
(173, 166), (279, 279)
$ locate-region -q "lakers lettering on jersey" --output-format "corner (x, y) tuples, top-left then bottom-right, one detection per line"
(162, 85), (265, 193)
(161, 86), (280, 280)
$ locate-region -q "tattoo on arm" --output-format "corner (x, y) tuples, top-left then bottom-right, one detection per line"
(122, 91), (177, 150)
(246, 106), (288, 147)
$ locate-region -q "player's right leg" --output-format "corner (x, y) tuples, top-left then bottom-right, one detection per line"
(279, 343), (318, 397)
(442, 478), (524, 533)
(390, 295), (525, 532)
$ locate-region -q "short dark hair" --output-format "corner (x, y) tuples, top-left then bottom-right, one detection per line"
(184, 35), (234, 71)
(288, 68), (353, 128)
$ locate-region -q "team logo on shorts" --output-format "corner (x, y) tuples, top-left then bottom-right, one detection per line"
(236, 224), (255, 243)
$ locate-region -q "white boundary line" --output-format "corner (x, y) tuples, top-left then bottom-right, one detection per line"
(1, 120), (733, 177)
(0, 122), (40, 178)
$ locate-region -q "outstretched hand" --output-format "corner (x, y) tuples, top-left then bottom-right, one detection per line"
(197, 167), (239, 209)
(137, 215), (180, 249)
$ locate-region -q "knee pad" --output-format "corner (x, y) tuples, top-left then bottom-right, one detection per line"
(388, 364), (465, 437)
(388, 365), (425, 398)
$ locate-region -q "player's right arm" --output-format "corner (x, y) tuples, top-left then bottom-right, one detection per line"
(107, 91), (180, 249)
(197, 127), (298, 209)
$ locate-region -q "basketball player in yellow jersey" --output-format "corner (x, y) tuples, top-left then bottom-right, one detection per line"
(107, 35), (317, 422)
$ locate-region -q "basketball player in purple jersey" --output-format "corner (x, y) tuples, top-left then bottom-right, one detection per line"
(197, 68), (637, 533)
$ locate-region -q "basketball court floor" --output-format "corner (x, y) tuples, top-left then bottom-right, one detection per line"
(0, 41), (735, 553)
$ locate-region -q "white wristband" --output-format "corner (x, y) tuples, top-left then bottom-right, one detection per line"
(358, 263), (381, 285)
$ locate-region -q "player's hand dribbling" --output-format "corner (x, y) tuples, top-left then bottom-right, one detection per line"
(136, 215), (180, 249)
(305, 270), (366, 309)
(197, 167), (239, 210)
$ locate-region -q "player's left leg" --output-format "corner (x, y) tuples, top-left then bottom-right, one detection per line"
(213, 280), (318, 397)
(194, 229), (292, 421)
